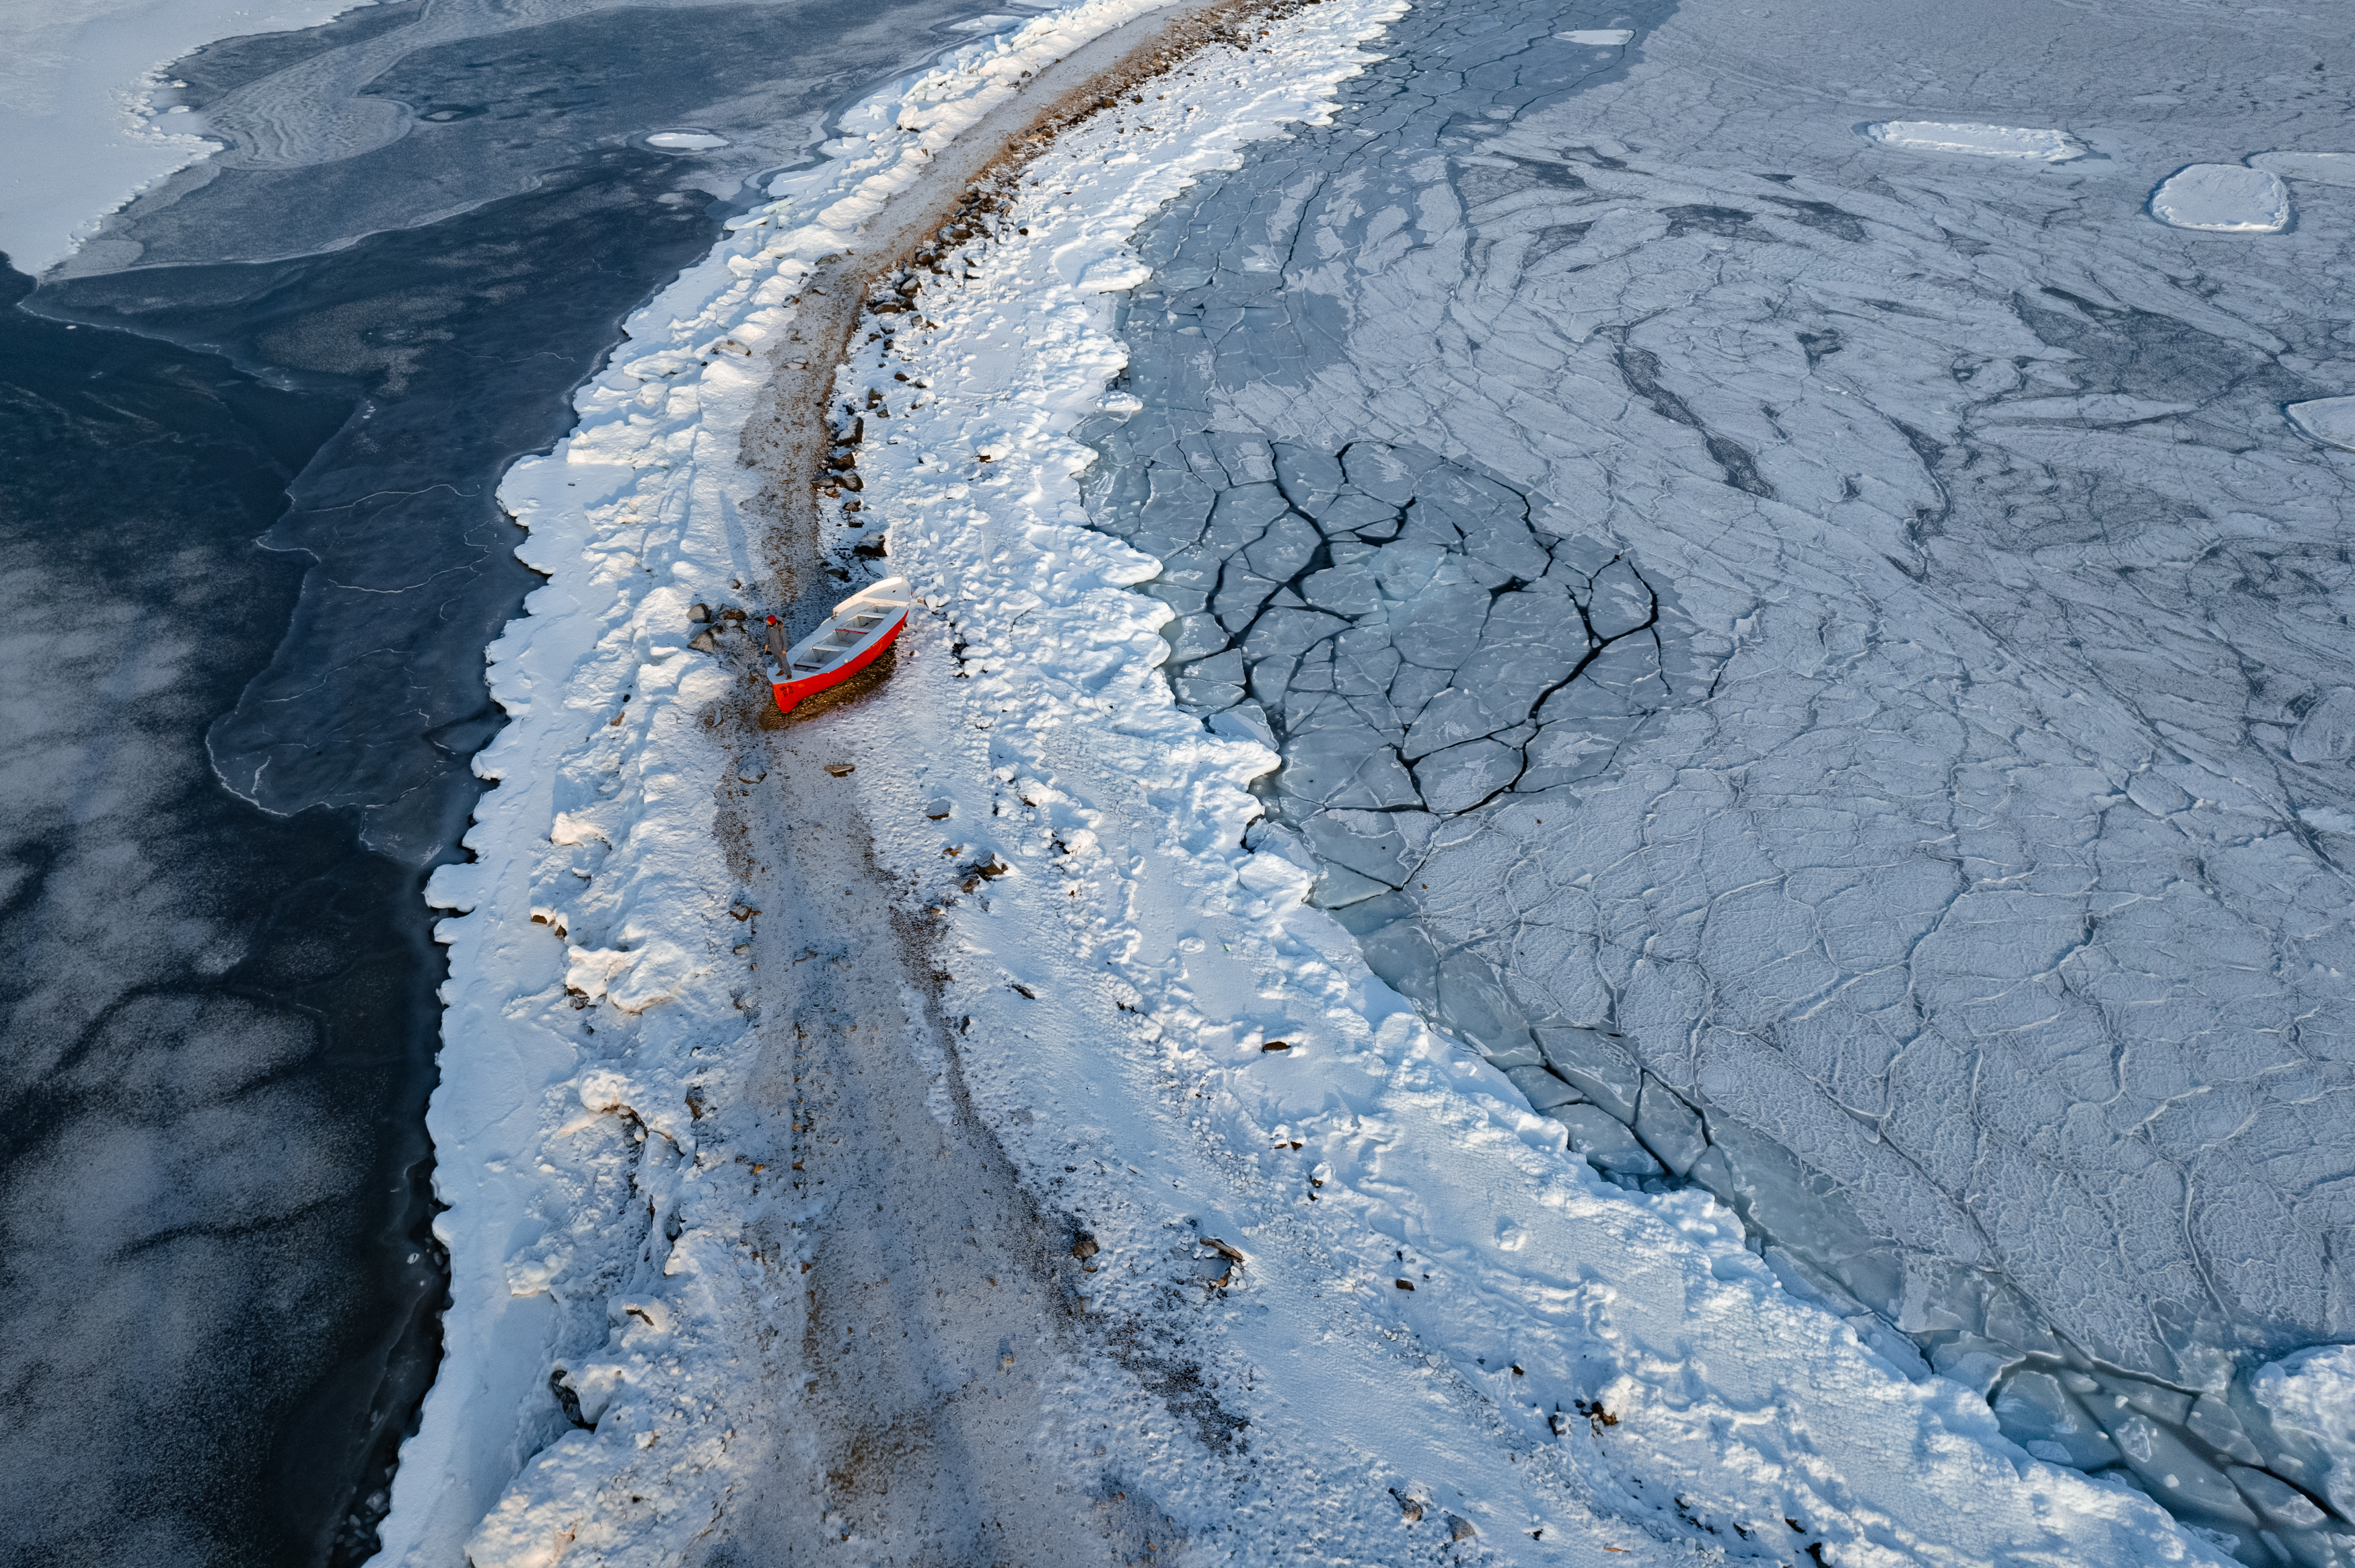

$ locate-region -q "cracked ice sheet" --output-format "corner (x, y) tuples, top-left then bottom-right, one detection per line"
(1076, 0), (2355, 1538)
(707, 5), (2235, 1567)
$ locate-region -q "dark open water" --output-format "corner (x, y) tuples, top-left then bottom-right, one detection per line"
(0, 0), (1013, 1560)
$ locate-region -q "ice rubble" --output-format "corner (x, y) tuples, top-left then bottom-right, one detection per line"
(1073, 0), (2355, 1557)
(1864, 121), (2081, 161)
(2150, 164), (2292, 233)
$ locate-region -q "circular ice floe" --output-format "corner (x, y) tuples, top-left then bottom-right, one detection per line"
(2149, 163), (2289, 231)
(1864, 121), (2080, 161)
(2251, 150), (2355, 187)
(646, 130), (730, 151)
(2288, 396), (2355, 451)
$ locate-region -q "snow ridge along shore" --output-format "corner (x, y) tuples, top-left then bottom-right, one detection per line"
(398, 1), (2249, 1565)
(387, 0), (1383, 1561)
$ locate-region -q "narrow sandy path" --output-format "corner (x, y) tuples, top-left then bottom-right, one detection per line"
(691, 9), (1266, 1558)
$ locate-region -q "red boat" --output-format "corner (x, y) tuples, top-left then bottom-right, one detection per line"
(763, 576), (912, 714)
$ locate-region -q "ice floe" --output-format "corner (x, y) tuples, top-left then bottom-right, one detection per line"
(1556, 28), (1635, 44)
(2288, 396), (2355, 449)
(2252, 150), (2355, 186)
(2150, 162), (2292, 231)
(1864, 119), (2081, 159)
(644, 129), (729, 150)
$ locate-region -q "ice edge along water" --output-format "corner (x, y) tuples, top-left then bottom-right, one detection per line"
(400, 6), (2323, 1568)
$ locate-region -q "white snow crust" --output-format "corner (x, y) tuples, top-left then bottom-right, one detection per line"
(1864, 120), (2081, 161)
(397, 0), (2259, 1561)
(2150, 163), (2292, 233)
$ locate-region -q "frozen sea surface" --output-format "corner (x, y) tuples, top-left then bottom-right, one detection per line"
(1, 0), (1029, 1561)
(1080, 0), (2355, 1555)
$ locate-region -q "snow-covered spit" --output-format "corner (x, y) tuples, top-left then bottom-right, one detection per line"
(395, 4), (2347, 1568)
(384, 5), (1275, 1556)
